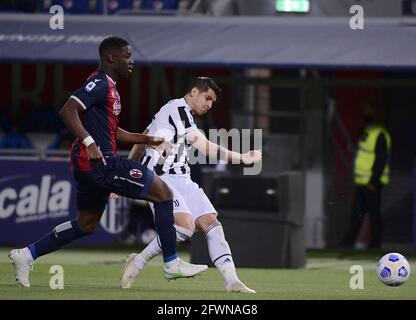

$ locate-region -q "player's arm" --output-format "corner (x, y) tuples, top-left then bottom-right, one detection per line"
(119, 128), (172, 159)
(117, 127), (157, 145)
(128, 129), (149, 161)
(186, 129), (261, 165)
(59, 98), (106, 165)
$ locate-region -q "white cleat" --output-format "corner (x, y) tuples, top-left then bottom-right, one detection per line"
(120, 253), (140, 289)
(163, 258), (208, 280)
(226, 281), (256, 293)
(9, 249), (33, 288)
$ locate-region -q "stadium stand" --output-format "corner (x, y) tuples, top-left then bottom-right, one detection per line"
(0, 131), (33, 149)
(19, 108), (62, 151)
(0, 0), (182, 15)
(20, 108), (61, 133)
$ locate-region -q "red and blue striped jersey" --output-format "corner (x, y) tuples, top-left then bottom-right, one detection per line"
(69, 69), (121, 171)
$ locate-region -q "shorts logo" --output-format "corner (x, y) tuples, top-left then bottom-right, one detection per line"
(129, 169), (142, 179)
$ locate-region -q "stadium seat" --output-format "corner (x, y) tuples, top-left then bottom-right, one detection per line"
(47, 128), (74, 150)
(104, 0), (135, 15)
(0, 132), (33, 149)
(140, 0), (179, 10)
(0, 0), (37, 13)
(27, 133), (58, 151)
(20, 108), (62, 133)
(39, 0), (102, 14)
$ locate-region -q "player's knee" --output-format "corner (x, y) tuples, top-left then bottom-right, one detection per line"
(176, 218), (195, 234)
(185, 222), (195, 234)
(195, 214), (218, 231)
(77, 219), (99, 234)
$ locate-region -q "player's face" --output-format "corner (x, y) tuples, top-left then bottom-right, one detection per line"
(115, 45), (134, 77)
(191, 88), (217, 115)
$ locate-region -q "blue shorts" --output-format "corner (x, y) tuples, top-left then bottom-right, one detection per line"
(73, 155), (154, 213)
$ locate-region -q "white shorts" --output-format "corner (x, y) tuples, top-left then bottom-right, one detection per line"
(149, 174), (217, 221)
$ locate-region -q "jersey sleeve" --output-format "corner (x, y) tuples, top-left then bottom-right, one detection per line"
(175, 106), (198, 136)
(70, 79), (107, 110)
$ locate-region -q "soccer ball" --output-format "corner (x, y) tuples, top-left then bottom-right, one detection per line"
(376, 253), (411, 286)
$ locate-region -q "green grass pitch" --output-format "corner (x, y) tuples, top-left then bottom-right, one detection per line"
(0, 247), (415, 300)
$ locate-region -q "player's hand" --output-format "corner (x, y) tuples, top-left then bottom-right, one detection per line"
(241, 150), (262, 165)
(147, 136), (164, 147)
(109, 193), (119, 199)
(87, 144), (107, 166)
(147, 136), (173, 158)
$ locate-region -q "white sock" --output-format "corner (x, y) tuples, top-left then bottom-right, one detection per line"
(165, 257), (180, 269)
(205, 221), (239, 285)
(135, 224), (193, 268)
(23, 247), (34, 263)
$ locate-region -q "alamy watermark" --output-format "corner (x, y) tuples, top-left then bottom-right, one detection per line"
(152, 124), (263, 176)
(49, 265), (64, 289)
(349, 5), (364, 30)
(188, 128), (263, 176)
(349, 265), (364, 289)
(49, 5), (64, 30)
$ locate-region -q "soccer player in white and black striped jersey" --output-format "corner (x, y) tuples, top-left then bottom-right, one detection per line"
(120, 77), (261, 293)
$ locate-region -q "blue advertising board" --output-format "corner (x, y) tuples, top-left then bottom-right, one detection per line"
(0, 159), (131, 245)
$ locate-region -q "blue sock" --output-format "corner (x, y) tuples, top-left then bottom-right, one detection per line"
(28, 220), (88, 260)
(153, 200), (177, 262)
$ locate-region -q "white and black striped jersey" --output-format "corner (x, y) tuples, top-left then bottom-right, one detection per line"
(142, 98), (198, 176)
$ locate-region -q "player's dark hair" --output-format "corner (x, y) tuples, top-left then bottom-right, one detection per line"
(187, 77), (221, 99)
(99, 36), (130, 57)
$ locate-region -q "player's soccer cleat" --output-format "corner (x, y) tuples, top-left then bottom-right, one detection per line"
(225, 281), (256, 293)
(120, 253), (140, 289)
(9, 249), (33, 288)
(163, 258), (208, 280)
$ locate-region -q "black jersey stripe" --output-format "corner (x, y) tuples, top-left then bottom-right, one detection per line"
(168, 115), (178, 143)
(142, 155), (152, 167)
(154, 163), (165, 176)
(166, 166), (188, 175)
(178, 106), (191, 128)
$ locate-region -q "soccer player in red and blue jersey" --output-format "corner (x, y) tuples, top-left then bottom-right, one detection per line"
(9, 36), (207, 287)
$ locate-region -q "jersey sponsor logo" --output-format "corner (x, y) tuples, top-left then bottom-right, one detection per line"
(113, 101), (121, 115)
(0, 174), (71, 223)
(129, 169), (143, 179)
(112, 90), (121, 115)
(173, 199), (180, 207)
(85, 81), (96, 92)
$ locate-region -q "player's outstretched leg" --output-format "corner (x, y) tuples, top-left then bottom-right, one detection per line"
(120, 224), (194, 288)
(197, 215), (256, 293)
(8, 248), (34, 288)
(143, 176), (208, 281)
(9, 214), (98, 287)
(120, 253), (140, 289)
